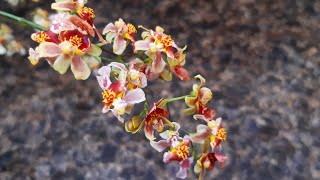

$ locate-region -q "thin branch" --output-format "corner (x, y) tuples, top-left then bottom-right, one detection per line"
(0, 10), (47, 31)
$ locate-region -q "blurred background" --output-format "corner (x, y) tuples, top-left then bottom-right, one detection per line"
(0, 0), (319, 179)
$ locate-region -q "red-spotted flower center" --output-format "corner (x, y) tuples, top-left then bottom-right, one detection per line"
(68, 35), (83, 48)
(34, 32), (50, 43)
(171, 142), (189, 160)
(127, 23), (137, 34)
(160, 35), (173, 48)
(102, 89), (117, 107)
(217, 128), (227, 141)
(77, 7), (96, 19)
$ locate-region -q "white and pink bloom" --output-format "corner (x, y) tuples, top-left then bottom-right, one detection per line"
(135, 26), (176, 58)
(97, 65), (146, 122)
(190, 117), (227, 151)
(194, 152), (226, 180)
(163, 135), (193, 179)
(150, 122), (182, 152)
(103, 18), (137, 55)
(29, 29), (101, 80)
(51, 0), (105, 42)
(49, 13), (77, 34)
(107, 62), (147, 90)
(135, 26), (190, 81)
(166, 46), (190, 81)
(134, 26), (174, 76)
(143, 99), (172, 141)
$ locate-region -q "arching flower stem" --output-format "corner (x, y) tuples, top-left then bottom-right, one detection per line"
(0, 10), (47, 31)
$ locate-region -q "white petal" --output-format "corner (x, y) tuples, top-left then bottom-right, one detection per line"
(123, 88), (146, 104)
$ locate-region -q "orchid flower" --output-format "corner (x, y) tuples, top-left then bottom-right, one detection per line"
(194, 152), (226, 180)
(163, 135), (194, 179)
(97, 66), (146, 122)
(166, 46), (190, 81)
(134, 26), (181, 76)
(102, 18), (137, 55)
(108, 62), (147, 90)
(128, 58), (163, 80)
(51, 0), (105, 42)
(183, 75), (216, 120)
(135, 26), (190, 81)
(144, 99), (173, 141)
(150, 122), (182, 152)
(49, 13), (77, 34)
(29, 29), (101, 80)
(190, 117), (227, 151)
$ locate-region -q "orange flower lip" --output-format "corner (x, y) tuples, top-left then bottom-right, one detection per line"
(175, 143), (189, 160)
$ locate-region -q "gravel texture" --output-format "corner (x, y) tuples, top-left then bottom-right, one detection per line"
(0, 0), (320, 179)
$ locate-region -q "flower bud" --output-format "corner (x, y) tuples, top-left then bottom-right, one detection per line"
(125, 115), (144, 134)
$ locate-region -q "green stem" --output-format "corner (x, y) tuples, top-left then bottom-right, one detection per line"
(167, 96), (186, 103)
(0, 10), (47, 31)
(100, 57), (115, 63)
(100, 57), (128, 66)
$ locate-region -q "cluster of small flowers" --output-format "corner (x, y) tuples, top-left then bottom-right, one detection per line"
(27, 1), (227, 179)
(0, 23), (26, 56)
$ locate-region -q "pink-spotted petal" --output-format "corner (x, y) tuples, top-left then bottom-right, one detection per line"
(97, 66), (111, 89)
(176, 157), (193, 179)
(166, 46), (175, 59)
(139, 72), (148, 88)
(51, 1), (78, 11)
(108, 62), (127, 71)
(113, 35), (127, 55)
(69, 15), (95, 37)
(151, 52), (165, 73)
(98, 65), (111, 76)
(134, 40), (150, 51)
(190, 124), (211, 144)
(163, 152), (172, 163)
(52, 54), (72, 74)
(123, 88), (146, 104)
(173, 66), (190, 81)
(70, 55), (91, 80)
(215, 153), (226, 163)
(144, 125), (155, 141)
(150, 140), (171, 152)
(102, 23), (117, 34)
(38, 42), (61, 58)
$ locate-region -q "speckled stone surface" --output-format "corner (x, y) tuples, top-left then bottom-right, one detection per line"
(0, 0), (319, 179)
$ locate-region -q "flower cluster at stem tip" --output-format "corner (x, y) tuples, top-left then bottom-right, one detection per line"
(24, 0), (228, 179)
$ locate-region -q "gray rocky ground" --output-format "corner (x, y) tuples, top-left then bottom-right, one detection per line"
(0, 0), (319, 179)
